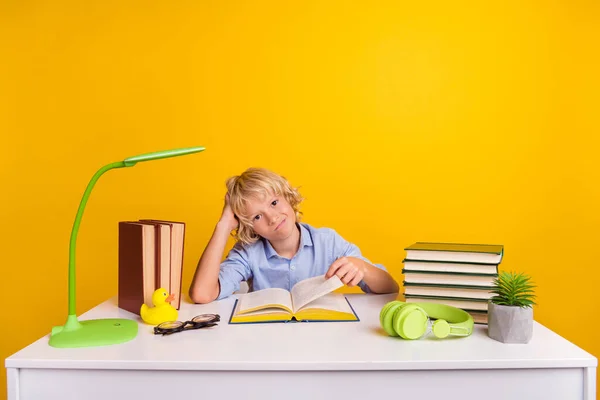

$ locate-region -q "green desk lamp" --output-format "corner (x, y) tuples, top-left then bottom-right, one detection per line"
(49, 146), (206, 348)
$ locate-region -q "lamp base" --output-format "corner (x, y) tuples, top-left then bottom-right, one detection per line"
(49, 314), (138, 348)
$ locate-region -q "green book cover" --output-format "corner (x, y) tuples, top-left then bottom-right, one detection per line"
(402, 268), (498, 277)
(402, 258), (500, 267)
(404, 294), (489, 303)
(403, 281), (495, 290)
(404, 242), (504, 254)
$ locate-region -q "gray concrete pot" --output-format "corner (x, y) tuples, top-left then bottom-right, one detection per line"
(487, 302), (533, 344)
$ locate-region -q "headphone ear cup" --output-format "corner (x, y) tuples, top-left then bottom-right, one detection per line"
(393, 304), (429, 340)
(431, 319), (451, 338)
(379, 301), (401, 326)
(380, 301), (403, 337)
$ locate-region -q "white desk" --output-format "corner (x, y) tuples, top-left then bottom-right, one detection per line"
(6, 293), (597, 400)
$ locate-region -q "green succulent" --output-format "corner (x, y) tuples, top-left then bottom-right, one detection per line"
(490, 271), (537, 308)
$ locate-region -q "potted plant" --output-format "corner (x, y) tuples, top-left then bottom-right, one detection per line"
(487, 271), (537, 344)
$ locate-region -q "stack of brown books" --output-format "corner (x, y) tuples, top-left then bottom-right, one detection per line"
(118, 219), (185, 315)
(402, 242), (504, 325)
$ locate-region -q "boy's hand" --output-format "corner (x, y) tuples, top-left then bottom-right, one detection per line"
(219, 194), (239, 232)
(325, 257), (365, 287)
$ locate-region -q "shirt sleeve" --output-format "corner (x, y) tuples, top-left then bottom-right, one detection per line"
(330, 230), (388, 294)
(216, 242), (253, 300)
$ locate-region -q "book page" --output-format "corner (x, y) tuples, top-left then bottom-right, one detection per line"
(290, 275), (344, 313)
(233, 300), (291, 316)
(297, 292), (353, 313)
(238, 288), (293, 314)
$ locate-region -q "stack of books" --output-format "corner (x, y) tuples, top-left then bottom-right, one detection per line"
(402, 242), (504, 325)
(118, 219), (186, 315)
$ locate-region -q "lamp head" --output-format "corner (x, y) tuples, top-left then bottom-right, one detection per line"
(123, 146), (206, 167)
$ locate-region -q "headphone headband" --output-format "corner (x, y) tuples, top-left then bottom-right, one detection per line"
(407, 301), (474, 336)
(380, 300), (474, 339)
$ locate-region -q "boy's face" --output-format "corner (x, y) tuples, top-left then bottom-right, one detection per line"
(243, 191), (297, 243)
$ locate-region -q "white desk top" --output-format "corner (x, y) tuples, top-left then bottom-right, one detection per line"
(6, 293), (597, 371)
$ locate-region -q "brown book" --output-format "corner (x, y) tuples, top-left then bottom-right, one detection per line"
(137, 221), (171, 293)
(118, 222), (156, 315)
(469, 311), (489, 325)
(140, 219), (185, 310)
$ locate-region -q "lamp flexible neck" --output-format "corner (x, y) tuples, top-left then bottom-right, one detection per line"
(68, 161), (127, 316)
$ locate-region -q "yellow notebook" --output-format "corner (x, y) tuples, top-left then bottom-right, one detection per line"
(228, 275), (359, 324)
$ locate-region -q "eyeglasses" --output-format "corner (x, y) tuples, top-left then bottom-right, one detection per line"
(153, 314), (221, 336)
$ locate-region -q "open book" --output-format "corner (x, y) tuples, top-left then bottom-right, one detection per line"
(228, 275), (359, 323)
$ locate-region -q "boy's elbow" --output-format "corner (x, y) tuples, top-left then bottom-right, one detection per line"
(369, 277), (399, 295)
(390, 279), (400, 293)
(189, 285), (219, 304)
(383, 275), (400, 294)
(189, 291), (216, 304)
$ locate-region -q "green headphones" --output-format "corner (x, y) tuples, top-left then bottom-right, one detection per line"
(379, 300), (474, 339)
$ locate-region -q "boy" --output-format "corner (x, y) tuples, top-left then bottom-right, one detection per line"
(189, 167), (398, 304)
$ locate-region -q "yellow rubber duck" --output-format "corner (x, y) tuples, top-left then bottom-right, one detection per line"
(140, 288), (178, 325)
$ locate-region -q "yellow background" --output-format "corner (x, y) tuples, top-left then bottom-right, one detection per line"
(1, 1), (598, 398)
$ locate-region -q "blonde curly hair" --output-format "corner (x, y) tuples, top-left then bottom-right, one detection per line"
(226, 168), (304, 246)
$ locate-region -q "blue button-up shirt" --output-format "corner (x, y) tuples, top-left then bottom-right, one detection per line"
(217, 222), (387, 300)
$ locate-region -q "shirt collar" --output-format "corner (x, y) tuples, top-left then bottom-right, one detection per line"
(264, 222), (313, 259)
